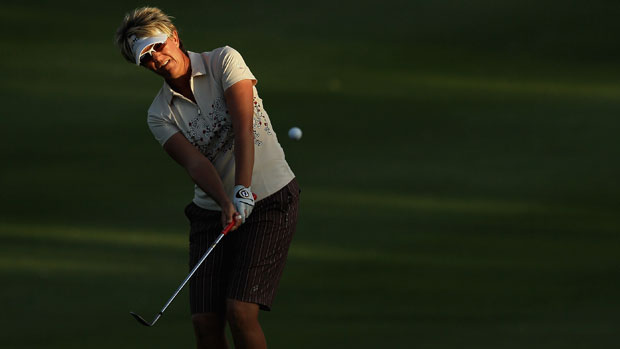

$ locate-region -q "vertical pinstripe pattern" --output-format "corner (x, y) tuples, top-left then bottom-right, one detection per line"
(186, 179), (300, 314)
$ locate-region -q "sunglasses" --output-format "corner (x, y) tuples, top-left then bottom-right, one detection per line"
(140, 41), (167, 65)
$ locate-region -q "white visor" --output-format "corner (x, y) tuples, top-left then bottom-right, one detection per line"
(130, 33), (168, 65)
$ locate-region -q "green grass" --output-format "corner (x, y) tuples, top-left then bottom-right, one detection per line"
(2, 0), (620, 348)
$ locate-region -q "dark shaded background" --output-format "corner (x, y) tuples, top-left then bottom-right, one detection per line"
(1, 1), (619, 348)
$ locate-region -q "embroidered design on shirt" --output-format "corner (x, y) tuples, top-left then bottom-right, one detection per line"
(252, 97), (272, 147)
(184, 96), (273, 155)
(184, 97), (234, 161)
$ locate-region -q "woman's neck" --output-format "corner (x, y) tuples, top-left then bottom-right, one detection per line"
(166, 54), (196, 103)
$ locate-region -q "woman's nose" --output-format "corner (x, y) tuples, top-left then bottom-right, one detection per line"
(152, 52), (165, 67)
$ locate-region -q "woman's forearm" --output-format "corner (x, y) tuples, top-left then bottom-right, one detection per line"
(233, 128), (255, 187)
(186, 160), (231, 208)
(187, 158), (239, 228)
(163, 132), (232, 208)
(225, 79), (256, 188)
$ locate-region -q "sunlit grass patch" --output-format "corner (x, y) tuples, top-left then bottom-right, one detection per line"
(0, 255), (147, 274)
(302, 187), (581, 215)
(0, 223), (186, 249)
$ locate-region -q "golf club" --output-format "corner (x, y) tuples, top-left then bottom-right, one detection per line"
(130, 219), (237, 327)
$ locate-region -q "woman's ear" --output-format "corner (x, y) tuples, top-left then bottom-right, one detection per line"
(171, 30), (180, 47)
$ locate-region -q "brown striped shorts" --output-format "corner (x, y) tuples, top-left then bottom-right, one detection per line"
(185, 178), (300, 313)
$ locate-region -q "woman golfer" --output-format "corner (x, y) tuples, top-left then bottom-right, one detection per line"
(115, 7), (299, 349)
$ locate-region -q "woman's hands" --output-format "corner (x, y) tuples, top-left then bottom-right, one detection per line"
(232, 185), (256, 223)
(220, 200), (242, 231)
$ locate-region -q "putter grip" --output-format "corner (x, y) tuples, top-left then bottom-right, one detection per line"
(222, 220), (236, 235)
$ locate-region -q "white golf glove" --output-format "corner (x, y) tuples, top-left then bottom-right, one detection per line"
(232, 185), (255, 223)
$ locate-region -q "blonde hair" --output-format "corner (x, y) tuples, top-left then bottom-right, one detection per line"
(115, 7), (178, 63)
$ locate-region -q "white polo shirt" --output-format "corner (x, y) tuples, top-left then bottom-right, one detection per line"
(147, 46), (295, 210)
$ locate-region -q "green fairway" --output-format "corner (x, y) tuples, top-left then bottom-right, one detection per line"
(2, 0), (620, 348)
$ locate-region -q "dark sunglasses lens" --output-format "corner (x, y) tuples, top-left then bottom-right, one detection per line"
(140, 53), (152, 65)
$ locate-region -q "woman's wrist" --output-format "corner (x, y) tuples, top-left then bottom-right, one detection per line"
(218, 198), (233, 210)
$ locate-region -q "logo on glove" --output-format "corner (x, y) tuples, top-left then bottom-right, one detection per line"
(236, 188), (252, 200)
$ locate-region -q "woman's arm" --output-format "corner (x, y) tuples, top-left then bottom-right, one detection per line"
(225, 79), (256, 222)
(163, 132), (240, 229)
(225, 79), (255, 188)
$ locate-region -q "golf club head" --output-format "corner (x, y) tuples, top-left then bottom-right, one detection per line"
(130, 311), (161, 327)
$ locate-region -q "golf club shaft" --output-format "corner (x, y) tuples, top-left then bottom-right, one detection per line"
(157, 221), (235, 315)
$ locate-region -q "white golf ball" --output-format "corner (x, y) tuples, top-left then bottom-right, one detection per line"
(288, 127), (302, 140)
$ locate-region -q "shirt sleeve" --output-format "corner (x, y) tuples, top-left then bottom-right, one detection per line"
(214, 46), (257, 91)
(147, 113), (180, 146)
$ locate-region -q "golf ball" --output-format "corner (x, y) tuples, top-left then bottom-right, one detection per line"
(288, 127), (302, 140)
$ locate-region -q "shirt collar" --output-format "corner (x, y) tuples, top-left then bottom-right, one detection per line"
(161, 51), (207, 105)
(188, 51), (207, 78)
